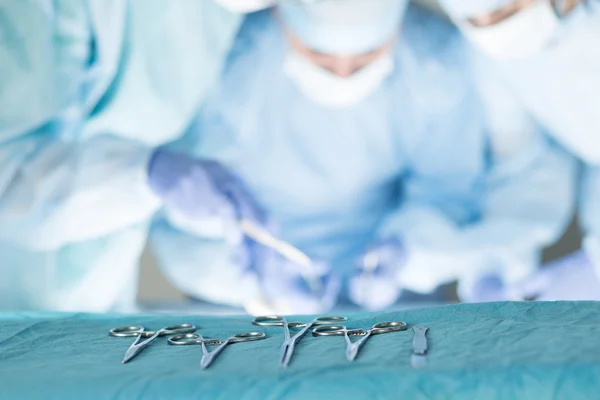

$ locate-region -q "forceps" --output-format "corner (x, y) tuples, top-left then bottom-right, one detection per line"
(312, 321), (407, 361)
(252, 315), (347, 368)
(109, 324), (196, 363)
(168, 332), (266, 369)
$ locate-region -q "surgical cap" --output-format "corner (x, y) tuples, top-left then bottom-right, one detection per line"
(278, 0), (409, 54)
(216, 0), (277, 13)
(438, 0), (512, 18)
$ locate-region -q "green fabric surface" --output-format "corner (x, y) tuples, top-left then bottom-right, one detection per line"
(1, 302), (599, 399)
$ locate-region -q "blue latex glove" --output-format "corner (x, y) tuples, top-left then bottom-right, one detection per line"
(348, 239), (406, 311)
(245, 246), (341, 315)
(148, 149), (264, 235)
(458, 273), (514, 303)
(518, 250), (600, 301)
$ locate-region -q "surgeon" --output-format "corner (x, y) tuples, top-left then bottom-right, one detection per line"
(149, 0), (576, 314)
(438, 0), (600, 301)
(0, 0), (287, 311)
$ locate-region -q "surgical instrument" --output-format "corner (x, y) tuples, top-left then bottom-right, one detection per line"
(411, 326), (428, 369)
(109, 324), (196, 363)
(252, 315), (347, 368)
(168, 332), (266, 369)
(312, 321), (407, 361)
(239, 219), (323, 294)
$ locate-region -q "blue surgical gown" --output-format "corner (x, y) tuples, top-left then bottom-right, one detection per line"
(150, 5), (576, 307)
(0, 0), (241, 311)
(471, 6), (600, 285)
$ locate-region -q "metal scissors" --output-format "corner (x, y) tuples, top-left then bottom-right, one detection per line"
(252, 315), (347, 368)
(168, 332), (266, 369)
(312, 321), (407, 361)
(109, 324), (196, 363)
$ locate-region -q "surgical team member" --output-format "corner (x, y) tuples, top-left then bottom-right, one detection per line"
(439, 0), (600, 301)
(0, 0), (276, 311)
(150, 0), (575, 314)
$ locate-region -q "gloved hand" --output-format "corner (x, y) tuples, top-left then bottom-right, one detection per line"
(458, 273), (514, 303)
(244, 248), (341, 315)
(348, 239), (405, 311)
(148, 149), (264, 241)
(518, 250), (600, 301)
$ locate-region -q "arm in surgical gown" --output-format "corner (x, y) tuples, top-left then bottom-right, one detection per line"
(0, 0), (240, 311)
(483, 8), (600, 295)
(0, 0), (240, 250)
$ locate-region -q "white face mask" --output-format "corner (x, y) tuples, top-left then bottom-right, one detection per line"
(457, 0), (560, 60)
(215, 0), (276, 13)
(284, 49), (394, 108)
